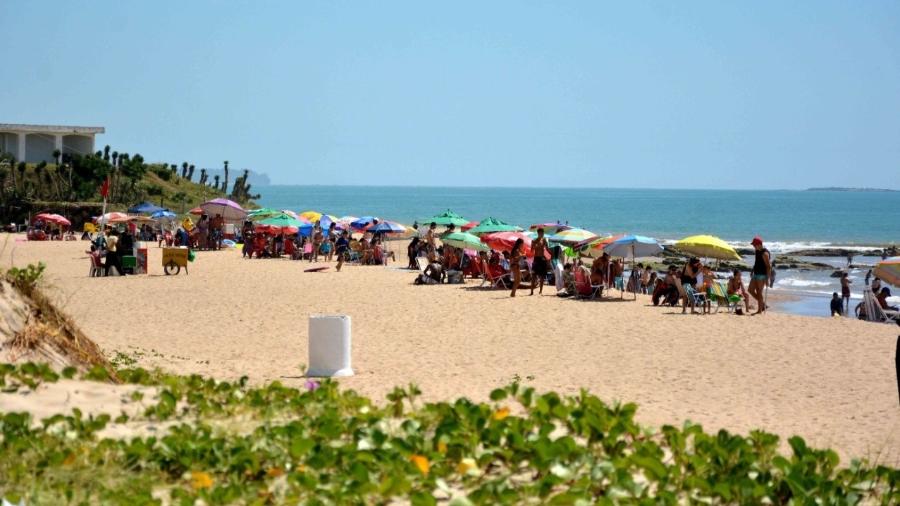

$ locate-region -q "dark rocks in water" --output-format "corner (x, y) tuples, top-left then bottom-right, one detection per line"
(772, 255), (833, 270)
(787, 248), (884, 257)
(830, 270), (844, 278)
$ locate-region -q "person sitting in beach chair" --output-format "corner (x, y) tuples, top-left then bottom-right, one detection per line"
(483, 252), (512, 288)
(574, 263), (601, 299)
(727, 270), (750, 313)
(556, 263), (577, 297)
(415, 259), (444, 284)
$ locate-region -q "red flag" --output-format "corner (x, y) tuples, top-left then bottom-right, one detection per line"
(100, 177), (109, 198)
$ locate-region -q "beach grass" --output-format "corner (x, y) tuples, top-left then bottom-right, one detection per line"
(1, 362), (897, 505)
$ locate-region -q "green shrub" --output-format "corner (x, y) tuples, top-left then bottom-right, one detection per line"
(0, 363), (897, 504)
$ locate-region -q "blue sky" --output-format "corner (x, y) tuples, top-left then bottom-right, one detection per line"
(2, 1), (899, 189)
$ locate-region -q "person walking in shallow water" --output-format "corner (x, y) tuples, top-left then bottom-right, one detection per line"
(840, 272), (852, 316)
(748, 236), (771, 315)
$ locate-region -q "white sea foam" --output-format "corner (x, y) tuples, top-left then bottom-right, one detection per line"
(775, 279), (831, 288)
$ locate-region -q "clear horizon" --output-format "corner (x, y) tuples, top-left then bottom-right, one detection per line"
(3, 1), (899, 190)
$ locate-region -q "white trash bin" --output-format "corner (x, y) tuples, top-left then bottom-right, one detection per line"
(307, 314), (354, 377)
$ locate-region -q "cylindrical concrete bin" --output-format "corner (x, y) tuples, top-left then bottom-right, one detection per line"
(307, 315), (354, 377)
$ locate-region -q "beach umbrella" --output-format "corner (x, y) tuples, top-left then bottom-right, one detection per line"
(461, 220), (480, 232)
(529, 222), (571, 233)
(575, 234), (624, 258)
(675, 235), (741, 261)
(351, 216), (379, 230)
(127, 201), (166, 214)
(259, 214), (305, 229)
(128, 215), (156, 223)
(151, 210), (177, 220)
(200, 198), (247, 221)
(481, 231), (549, 259)
(189, 207), (203, 215)
(34, 213), (71, 227)
(299, 210), (322, 222)
(874, 257), (900, 287)
(604, 235), (662, 300)
(442, 231), (489, 252)
(368, 221), (407, 234)
(422, 209), (469, 227)
(549, 227), (597, 245)
(604, 235), (662, 259)
(247, 208), (282, 220)
(94, 212), (129, 224)
(467, 217), (523, 236)
(281, 210), (300, 219)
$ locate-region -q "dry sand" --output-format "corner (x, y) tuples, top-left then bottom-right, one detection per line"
(1, 235), (898, 466)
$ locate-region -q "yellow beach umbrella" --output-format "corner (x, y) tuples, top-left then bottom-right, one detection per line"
(674, 235), (741, 261)
(299, 210), (322, 222)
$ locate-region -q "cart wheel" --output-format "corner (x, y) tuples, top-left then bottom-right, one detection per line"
(164, 262), (181, 275)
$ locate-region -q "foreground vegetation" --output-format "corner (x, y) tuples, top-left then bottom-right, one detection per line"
(0, 363), (896, 505)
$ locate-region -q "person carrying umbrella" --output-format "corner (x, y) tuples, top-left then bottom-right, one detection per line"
(748, 236), (771, 315)
(530, 228), (550, 296)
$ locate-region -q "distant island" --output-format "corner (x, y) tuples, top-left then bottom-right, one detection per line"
(805, 187), (898, 192)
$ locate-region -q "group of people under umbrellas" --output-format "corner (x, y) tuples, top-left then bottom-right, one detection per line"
(408, 210), (780, 316)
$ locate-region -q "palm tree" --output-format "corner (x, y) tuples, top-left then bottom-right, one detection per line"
(181, 162), (188, 178)
(199, 168), (207, 185)
(103, 145), (110, 162)
(52, 149), (61, 166)
(223, 160), (229, 194)
(213, 175), (220, 190)
(188, 164), (195, 181)
(111, 151), (119, 168)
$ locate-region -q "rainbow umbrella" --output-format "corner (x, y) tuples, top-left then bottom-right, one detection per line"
(576, 234), (624, 258)
(675, 235), (741, 261)
(874, 257), (900, 287)
(466, 217), (522, 236)
(548, 227), (597, 245)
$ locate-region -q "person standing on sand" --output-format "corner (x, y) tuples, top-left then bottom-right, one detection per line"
(510, 238), (524, 297)
(335, 231), (350, 271)
(748, 236), (771, 315)
(425, 222), (437, 253)
(530, 228), (550, 295)
(311, 222), (323, 262)
(840, 272), (852, 315)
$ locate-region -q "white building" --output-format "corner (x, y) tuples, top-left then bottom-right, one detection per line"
(0, 123), (105, 163)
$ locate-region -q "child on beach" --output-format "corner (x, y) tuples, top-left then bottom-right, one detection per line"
(641, 265), (652, 294)
(830, 292), (843, 317)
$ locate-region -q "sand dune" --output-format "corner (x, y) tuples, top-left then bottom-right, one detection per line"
(1, 235), (898, 465)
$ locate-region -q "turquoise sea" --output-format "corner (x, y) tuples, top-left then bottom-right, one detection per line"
(257, 186), (899, 247)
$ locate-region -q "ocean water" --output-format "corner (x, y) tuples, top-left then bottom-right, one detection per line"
(257, 186), (900, 318)
(257, 186), (899, 247)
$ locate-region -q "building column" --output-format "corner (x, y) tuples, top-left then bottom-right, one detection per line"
(54, 135), (63, 162)
(17, 133), (26, 162)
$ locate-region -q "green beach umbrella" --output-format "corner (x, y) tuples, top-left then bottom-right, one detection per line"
(247, 208), (282, 221)
(466, 217), (523, 236)
(259, 214), (306, 228)
(422, 209), (469, 227)
(442, 232), (489, 252)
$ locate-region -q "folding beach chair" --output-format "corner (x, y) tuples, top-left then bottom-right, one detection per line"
(709, 282), (740, 313)
(862, 287), (900, 323)
(683, 284), (706, 310)
(574, 267), (601, 300)
(480, 265), (512, 288)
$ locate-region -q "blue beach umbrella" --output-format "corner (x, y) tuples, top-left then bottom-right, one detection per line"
(368, 221), (407, 234)
(151, 210), (177, 220)
(604, 235), (662, 300)
(351, 216), (379, 230)
(128, 202), (166, 214)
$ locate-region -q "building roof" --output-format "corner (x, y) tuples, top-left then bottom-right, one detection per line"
(0, 123), (105, 135)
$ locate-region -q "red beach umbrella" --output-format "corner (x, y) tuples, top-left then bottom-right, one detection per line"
(481, 232), (550, 259)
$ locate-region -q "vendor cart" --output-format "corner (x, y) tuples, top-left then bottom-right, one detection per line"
(162, 247), (189, 275)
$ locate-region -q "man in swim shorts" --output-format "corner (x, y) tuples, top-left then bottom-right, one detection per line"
(530, 228), (550, 295)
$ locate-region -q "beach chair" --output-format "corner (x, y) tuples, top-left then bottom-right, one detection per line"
(480, 265), (512, 288)
(683, 284), (705, 309)
(574, 267), (601, 300)
(709, 282), (740, 313)
(862, 288), (900, 323)
(88, 252), (103, 277)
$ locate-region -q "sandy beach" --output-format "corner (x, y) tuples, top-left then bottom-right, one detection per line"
(1, 235), (898, 466)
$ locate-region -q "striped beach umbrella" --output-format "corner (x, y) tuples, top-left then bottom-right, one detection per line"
(874, 257), (900, 287)
(548, 227), (597, 245)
